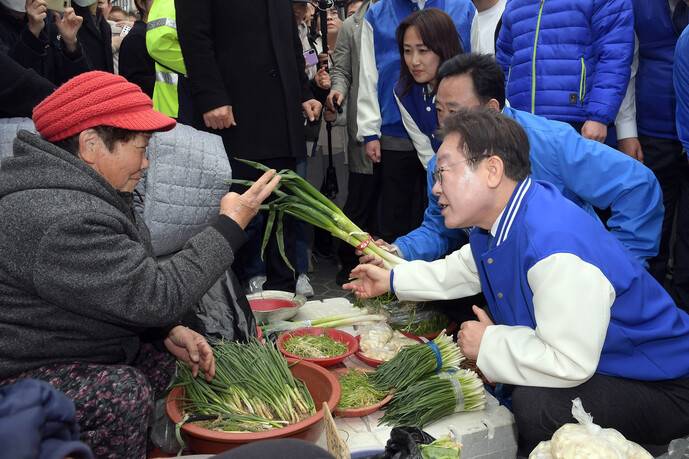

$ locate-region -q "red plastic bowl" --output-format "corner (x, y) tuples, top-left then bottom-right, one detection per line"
(166, 358), (341, 454)
(249, 298), (296, 311)
(332, 368), (393, 418)
(277, 327), (358, 368)
(354, 334), (423, 368)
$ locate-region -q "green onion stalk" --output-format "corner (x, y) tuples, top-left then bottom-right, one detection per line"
(371, 332), (465, 391)
(379, 369), (486, 427)
(337, 369), (388, 410)
(261, 311), (387, 334)
(229, 159), (405, 270)
(174, 339), (315, 432)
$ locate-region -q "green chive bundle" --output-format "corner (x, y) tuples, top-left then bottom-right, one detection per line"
(230, 160), (405, 270)
(283, 335), (348, 359)
(174, 339), (316, 432)
(380, 369), (486, 427)
(337, 369), (388, 410)
(371, 332), (465, 391)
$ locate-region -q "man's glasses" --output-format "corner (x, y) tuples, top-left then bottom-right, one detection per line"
(432, 154), (490, 184)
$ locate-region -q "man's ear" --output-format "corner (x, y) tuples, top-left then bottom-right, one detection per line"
(78, 130), (99, 164)
(484, 155), (505, 189)
(486, 98), (501, 112)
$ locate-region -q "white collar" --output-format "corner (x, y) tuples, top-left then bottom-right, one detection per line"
(492, 177), (532, 246)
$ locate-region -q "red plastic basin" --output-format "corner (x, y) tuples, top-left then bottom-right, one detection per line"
(249, 298), (296, 311)
(277, 327), (358, 368)
(166, 358), (341, 454)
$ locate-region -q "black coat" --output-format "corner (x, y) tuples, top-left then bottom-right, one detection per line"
(72, 4), (113, 73)
(0, 5), (90, 85)
(0, 52), (55, 117)
(119, 21), (154, 97)
(176, 0), (312, 161)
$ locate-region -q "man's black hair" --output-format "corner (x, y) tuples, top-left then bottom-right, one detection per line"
(438, 107), (530, 181)
(437, 53), (506, 109)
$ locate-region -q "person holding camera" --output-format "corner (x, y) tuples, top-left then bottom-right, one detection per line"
(0, 0), (89, 85)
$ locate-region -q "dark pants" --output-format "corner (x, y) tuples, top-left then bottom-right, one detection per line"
(641, 136), (689, 313)
(512, 374), (689, 454)
(377, 149), (427, 242)
(337, 170), (380, 281)
(1, 343), (176, 459)
(230, 157), (298, 292)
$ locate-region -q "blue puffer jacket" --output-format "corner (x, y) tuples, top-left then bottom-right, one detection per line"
(393, 107), (663, 263)
(634, 0), (681, 140)
(0, 379), (93, 459)
(495, 0), (634, 125)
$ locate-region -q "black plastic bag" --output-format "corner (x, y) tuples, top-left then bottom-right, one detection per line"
(361, 427), (436, 459)
(191, 269), (257, 342)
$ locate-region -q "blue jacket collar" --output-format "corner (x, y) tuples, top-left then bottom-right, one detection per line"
(493, 176), (532, 247)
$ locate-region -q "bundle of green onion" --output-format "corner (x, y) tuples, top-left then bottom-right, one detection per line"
(337, 369), (388, 410)
(174, 339), (315, 432)
(283, 334), (348, 359)
(380, 369), (486, 427)
(230, 159), (405, 270)
(262, 311), (387, 335)
(371, 332), (464, 391)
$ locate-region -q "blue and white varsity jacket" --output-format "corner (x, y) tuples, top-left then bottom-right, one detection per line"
(675, 26), (689, 152)
(393, 178), (689, 387)
(394, 81), (440, 168)
(356, 0), (475, 144)
(393, 106), (663, 264)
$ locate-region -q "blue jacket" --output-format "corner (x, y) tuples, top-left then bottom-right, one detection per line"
(674, 26), (689, 151)
(495, 0), (634, 125)
(633, 0), (681, 139)
(362, 0), (475, 142)
(0, 379), (93, 459)
(394, 106), (663, 263)
(471, 179), (689, 381)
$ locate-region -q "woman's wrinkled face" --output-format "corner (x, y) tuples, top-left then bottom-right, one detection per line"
(403, 25), (441, 85)
(92, 133), (151, 192)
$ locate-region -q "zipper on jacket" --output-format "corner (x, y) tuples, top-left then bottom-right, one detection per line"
(579, 57), (587, 104)
(507, 66), (512, 86)
(531, 0), (546, 114)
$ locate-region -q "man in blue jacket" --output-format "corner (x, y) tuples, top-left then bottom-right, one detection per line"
(356, 0), (475, 242)
(495, 0), (634, 146)
(632, 0), (689, 313)
(345, 108), (689, 453)
(365, 54), (663, 266)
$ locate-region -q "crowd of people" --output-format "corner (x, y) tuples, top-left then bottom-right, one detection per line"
(0, 0), (689, 457)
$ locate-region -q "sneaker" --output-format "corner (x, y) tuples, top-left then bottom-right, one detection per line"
(296, 273), (315, 298)
(246, 275), (267, 294)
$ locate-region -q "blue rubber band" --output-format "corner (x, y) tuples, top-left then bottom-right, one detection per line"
(389, 269), (396, 296)
(427, 341), (443, 373)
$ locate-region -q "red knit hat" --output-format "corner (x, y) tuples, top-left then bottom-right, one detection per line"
(33, 71), (176, 142)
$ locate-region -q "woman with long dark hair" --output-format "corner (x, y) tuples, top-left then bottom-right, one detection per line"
(394, 8), (463, 168)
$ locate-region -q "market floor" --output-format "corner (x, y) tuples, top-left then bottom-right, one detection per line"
(306, 251), (354, 301)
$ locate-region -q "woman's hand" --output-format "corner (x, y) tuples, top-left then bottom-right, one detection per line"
(220, 169), (281, 229)
(314, 67), (331, 90)
(26, 0), (47, 38)
(54, 7), (83, 53)
(164, 326), (215, 381)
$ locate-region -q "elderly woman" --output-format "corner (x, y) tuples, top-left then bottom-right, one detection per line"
(0, 71), (279, 458)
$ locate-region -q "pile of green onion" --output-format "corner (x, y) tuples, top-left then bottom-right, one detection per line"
(283, 334), (348, 359)
(380, 369), (486, 427)
(230, 160), (405, 270)
(337, 369), (388, 410)
(371, 332), (465, 391)
(174, 339), (315, 432)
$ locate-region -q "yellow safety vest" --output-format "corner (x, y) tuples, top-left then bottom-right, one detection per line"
(146, 0), (186, 118)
